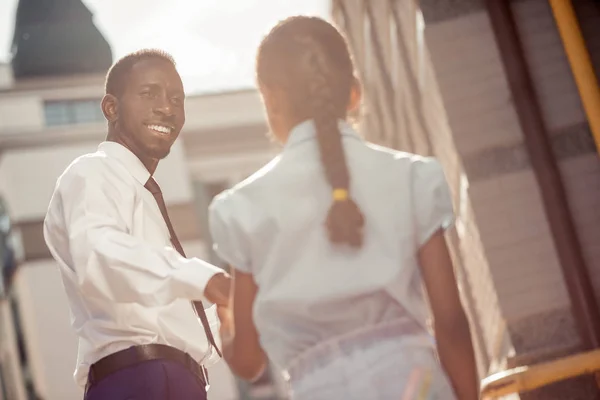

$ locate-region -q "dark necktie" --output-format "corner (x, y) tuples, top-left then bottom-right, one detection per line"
(144, 177), (222, 362)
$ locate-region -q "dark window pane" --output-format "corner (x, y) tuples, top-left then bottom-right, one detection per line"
(43, 99), (104, 126)
(44, 102), (70, 126)
(71, 100), (100, 124)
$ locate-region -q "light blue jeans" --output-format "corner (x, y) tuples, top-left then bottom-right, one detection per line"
(283, 319), (457, 399)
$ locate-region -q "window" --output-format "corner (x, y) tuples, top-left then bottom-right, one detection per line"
(44, 99), (104, 127)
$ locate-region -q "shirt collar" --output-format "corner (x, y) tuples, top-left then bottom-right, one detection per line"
(97, 141), (151, 185)
(283, 119), (363, 150)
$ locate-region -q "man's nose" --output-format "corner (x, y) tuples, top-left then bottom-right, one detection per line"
(153, 96), (174, 117)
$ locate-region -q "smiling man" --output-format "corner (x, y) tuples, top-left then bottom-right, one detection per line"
(43, 49), (230, 400)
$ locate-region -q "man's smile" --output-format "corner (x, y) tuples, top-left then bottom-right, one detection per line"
(146, 124), (174, 136)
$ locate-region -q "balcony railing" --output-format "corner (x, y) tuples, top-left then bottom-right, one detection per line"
(481, 349), (600, 398)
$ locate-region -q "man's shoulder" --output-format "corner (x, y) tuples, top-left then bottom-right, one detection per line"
(45, 150), (107, 227)
(55, 149), (117, 190)
(60, 150), (103, 176)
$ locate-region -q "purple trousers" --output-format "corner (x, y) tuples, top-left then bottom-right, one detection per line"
(84, 359), (207, 400)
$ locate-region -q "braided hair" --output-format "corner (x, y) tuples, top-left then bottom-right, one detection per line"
(256, 16), (365, 248)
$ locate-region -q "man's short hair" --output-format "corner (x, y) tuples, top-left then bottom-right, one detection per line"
(105, 49), (176, 97)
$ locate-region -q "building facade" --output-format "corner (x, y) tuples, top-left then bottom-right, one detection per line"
(332, 0), (600, 398)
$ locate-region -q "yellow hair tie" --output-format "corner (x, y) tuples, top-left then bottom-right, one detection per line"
(332, 188), (349, 202)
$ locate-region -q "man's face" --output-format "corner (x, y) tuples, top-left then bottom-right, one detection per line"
(115, 58), (185, 161)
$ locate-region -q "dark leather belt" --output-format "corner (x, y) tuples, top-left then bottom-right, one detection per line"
(85, 344), (207, 393)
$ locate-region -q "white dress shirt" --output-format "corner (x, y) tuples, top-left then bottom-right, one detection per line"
(43, 141), (224, 387)
(208, 119), (454, 371)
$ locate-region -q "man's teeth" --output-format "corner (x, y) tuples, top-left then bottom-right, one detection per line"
(148, 125), (172, 134)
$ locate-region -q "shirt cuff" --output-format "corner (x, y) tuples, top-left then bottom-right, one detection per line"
(173, 257), (225, 302)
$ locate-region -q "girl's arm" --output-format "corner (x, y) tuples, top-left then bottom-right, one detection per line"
(217, 266), (268, 381)
(418, 230), (480, 400)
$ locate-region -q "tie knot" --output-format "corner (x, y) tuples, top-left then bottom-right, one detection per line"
(144, 177), (161, 195)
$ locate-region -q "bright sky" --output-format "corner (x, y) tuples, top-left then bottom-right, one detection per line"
(0, 0), (331, 94)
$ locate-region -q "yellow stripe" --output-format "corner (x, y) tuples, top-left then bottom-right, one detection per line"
(548, 0), (600, 155)
(417, 369), (432, 400)
(402, 369), (423, 400)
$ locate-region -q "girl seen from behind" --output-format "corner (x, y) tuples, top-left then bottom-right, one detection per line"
(209, 15), (480, 400)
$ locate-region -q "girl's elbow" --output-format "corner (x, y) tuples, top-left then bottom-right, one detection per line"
(225, 342), (267, 381)
(236, 362), (267, 382)
(228, 354), (267, 382)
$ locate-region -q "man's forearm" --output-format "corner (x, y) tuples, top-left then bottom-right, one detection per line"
(69, 228), (223, 306)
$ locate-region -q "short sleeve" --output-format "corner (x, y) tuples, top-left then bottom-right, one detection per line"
(208, 194), (252, 273)
(410, 157), (454, 247)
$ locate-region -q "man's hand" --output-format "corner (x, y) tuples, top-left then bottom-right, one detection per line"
(204, 271), (231, 306)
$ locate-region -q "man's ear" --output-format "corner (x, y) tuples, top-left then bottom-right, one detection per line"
(101, 94), (118, 124)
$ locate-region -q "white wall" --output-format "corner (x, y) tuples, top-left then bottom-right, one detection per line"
(0, 65), (13, 90)
(0, 140), (193, 222)
(13, 259), (82, 400)
(0, 96), (44, 133)
(183, 91), (265, 131)
(0, 142), (98, 221)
